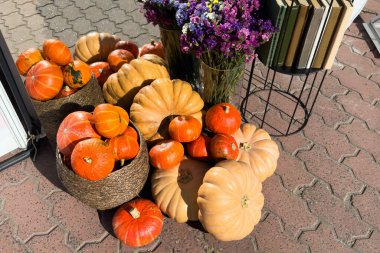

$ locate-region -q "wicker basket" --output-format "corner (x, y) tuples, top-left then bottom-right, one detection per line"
(32, 76), (104, 147)
(56, 122), (150, 210)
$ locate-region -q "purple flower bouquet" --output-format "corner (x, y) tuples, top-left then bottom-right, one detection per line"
(177, 0), (276, 105)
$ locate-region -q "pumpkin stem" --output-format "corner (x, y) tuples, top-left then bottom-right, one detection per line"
(128, 208), (140, 219)
(63, 86), (71, 92)
(240, 142), (251, 151)
(178, 168), (193, 184)
(83, 157), (92, 164)
(223, 105), (230, 114)
(120, 159), (125, 166)
(241, 195), (249, 208)
(151, 40), (156, 46)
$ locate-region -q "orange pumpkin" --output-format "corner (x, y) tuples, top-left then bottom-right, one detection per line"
(108, 135), (139, 162)
(43, 39), (72, 66)
(55, 85), (76, 99)
(63, 60), (92, 89)
(210, 134), (239, 161)
(149, 140), (184, 170)
(93, 104), (129, 138)
(16, 48), (44, 76)
(89, 62), (113, 87)
(25, 60), (63, 101)
(107, 49), (134, 72)
(57, 111), (101, 157)
(169, 115), (202, 143)
(114, 40), (139, 58)
(121, 126), (138, 141)
(205, 103), (241, 135)
(140, 41), (165, 59)
(71, 138), (114, 181)
(112, 198), (163, 247)
(186, 135), (212, 161)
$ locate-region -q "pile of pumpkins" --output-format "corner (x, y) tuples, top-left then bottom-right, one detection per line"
(16, 39), (92, 101)
(56, 103), (139, 181)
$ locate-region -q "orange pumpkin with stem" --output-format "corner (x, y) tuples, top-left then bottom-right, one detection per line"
(149, 140), (184, 170)
(16, 48), (44, 76)
(169, 115), (202, 143)
(93, 104), (129, 138)
(71, 138), (114, 181)
(107, 49), (134, 72)
(43, 39), (72, 66)
(63, 60), (92, 89)
(205, 103), (241, 135)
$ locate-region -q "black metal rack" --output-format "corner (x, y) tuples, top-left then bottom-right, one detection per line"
(238, 0), (334, 136)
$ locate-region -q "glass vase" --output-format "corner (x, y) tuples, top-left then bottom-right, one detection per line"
(159, 26), (199, 88)
(198, 59), (245, 107)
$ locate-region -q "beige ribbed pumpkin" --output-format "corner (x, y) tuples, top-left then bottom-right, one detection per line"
(130, 78), (204, 142)
(74, 32), (120, 63)
(102, 59), (169, 109)
(151, 156), (209, 223)
(232, 123), (279, 182)
(197, 160), (264, 241)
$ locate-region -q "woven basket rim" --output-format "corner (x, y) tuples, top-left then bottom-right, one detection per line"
(56, 120), (146, 183)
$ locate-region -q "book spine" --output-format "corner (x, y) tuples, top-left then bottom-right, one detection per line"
(269, 6), (287, 66)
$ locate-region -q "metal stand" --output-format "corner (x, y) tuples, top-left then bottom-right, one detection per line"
(240, 60), (327, 137)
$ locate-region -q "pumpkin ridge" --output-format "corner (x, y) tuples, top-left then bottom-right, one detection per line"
(34, 80), (62, 91)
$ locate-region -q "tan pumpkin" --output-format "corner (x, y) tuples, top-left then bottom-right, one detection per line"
(74, 32), (120, 64)
(151, 156), (209, 223)
(103, 59), (169, 109)
(130, 78), (204, 142)
(197, 160), (264, 241)
(232, 123), (279, 182)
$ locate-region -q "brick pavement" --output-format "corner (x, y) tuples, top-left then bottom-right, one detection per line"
(0, 0), (379, 252)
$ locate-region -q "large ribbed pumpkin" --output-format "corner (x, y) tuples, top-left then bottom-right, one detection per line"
(232, 123), (279, 182)
(25, 60), (63, 101)
(197, 160), (264, 241)
(103, 59), (169, 109)
(151, 156), (209, 223)
(74, 32), (120, 64)
(130, 78), (204, 142)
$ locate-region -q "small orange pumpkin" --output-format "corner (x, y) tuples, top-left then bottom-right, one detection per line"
(205, 103), (241, 135)
(43, 39), (72, 66)
(121, 126), (138, 141)
(16, 48), (44, 76)
(108, 135), (139, 162)
(71, 138), (114, 181)
(93, 104), (129, 138)
(186, 134), (212, 161)
(149, 140), (184, 170)
(169, 115), (202, 143)
(107, 49), (135, 72)
(63, 60), (92, 89)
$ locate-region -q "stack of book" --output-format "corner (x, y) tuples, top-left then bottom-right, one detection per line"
(257, 0), (354, 70)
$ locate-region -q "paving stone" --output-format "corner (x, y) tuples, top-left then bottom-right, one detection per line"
(80, 234), (119, 253)
(0, 1), (17, 15)
(320, 74), (348, 98)
(343, 150), (380, 191)
(278, 132), (312, 155)
(62, 4), (82, 21)
(313, 94), (351, 128)
(353, 230), (380, 253)
(38, 4), (60, 19)
(0, 219), (29, 253)
(82, 6), (108, 23)
(93, 19), (121, 35)
(276, 153), (315, 193)
(130, 9), (149, 26)
(71, 17), (95, 36)
(134, 33), (160, 46)
(118, 21), (147, 39)
(48, 191), (106, 249)
(3, 12), (26, 30)
(142, 24), (160, 39)
(93, 0), (118, 11)
(47, 16), (71, 33)
(252, 213), (308, 253)
(303, 181), (370, 245)
(15, 39), (39, 54)
(304, 115), (356, 162)
(118, 0), (140, 13)
(203, 233), (255, 253)
(339, 118), (380, 162)
(25, 14), (46, 31)
(1, 178), (54, 241)
(338, 91), (380, 132)
(300, 222), (354, 253)
(15, 0), (33, 6)
(298, 144), (363, 199)
(19, 2), (39, 17)
(74, 0), (95, 10)
(0, 161), (28, 191)
(262, 176), (317, 236)
(332, 66), (380, 104)
(33, 28), (54, 44)
(35, 0), (53, 7)
(369, 72), (380, 85)
(336, 44), (380, 78)
(27, 226), (71, 253)
(105, 8), (130, 25)
(53, 0), (71, 8)
(54, 29), (78, 49)
(352, 187), (380, 230)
